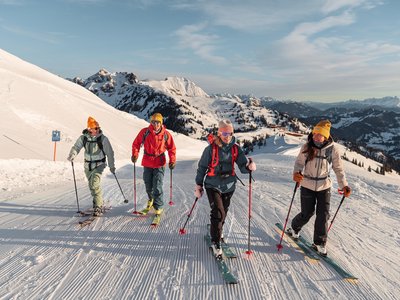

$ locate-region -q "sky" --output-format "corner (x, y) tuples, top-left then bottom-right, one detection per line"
(1, 0), (400, 102)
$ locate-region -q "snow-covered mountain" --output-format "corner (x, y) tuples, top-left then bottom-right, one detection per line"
(1, 48), (400, 299)
(0, 50), (204, 161)
(262, 97), (400, 170)
(306, 96), (400, 111)
(70, 70), (308, 140)
(71, 70), (399, 171)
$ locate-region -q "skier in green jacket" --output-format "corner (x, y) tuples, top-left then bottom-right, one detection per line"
(67, 116), (115, 216)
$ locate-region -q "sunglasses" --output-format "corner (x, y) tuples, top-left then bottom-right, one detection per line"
(89, 127), (100, 131)
(219, 131), (233, 137)
(151, 121), (161, 125)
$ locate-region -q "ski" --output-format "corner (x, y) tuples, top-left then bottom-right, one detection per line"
(204, 233), (238, 284)
(275, 222), (358, 282)
(77, 205), (112, 217)
(151, 214), (161, 227)
(275, 222), (320, 262)
(79, 216), (97, 228)
(77, 211), (91, 217)
(207, 224), (237, 258)
(302, 237), (358, 283)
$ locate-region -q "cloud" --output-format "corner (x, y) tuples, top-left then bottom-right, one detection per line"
(2, 25), (61, 44)
(171, 1), (322, 32)
(321, 0), (383, 14)
(174, 23), (228, 65)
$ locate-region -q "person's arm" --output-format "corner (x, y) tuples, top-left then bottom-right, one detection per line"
(331, 144), (348, 189)
(103, 136), (115, 170)
(67, 136), (84, 161)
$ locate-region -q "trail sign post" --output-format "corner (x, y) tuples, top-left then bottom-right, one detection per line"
(52, 130), (60, 161)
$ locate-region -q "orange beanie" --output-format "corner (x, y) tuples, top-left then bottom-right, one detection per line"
(150, 113), (163, 124)
(87, 116), (99, 129)
(312, 120), (331, 139)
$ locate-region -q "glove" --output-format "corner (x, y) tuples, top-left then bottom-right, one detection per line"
(110, 167), (116, 174)
(293, 172), (304, 183)
(246, 160), (256, 171)
(343, 186), (351, 197)
(194, 185), (204, 199)
(131, 155), (138, 163)
(67, 153), (75, 162)
(169, 162), (176, 170)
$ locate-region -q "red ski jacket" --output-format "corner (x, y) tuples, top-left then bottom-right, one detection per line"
(132, 124), (176, 168)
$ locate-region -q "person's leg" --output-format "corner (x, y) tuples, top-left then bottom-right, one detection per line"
(85, 165), (105, 211)
(313, 188), (331, 246)
(220, 191), (233, 236)
(206, 188), (228, 244)
(291, 187), (317, 232)
(152, 167), (165, 210)
(143, 167), (154, 206)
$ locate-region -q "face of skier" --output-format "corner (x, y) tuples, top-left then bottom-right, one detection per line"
(313, 133), (326, 144)
(151, 120), (162, 132)
(88, 127), (99, 136)
(218, 126), (233, 144)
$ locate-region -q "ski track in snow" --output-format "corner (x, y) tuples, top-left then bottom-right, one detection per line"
(0, 157), (399, 299)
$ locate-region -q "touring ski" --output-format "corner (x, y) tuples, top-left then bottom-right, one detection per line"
(302, 237), (358, 282)
(79, 216), (97, 228)
(275, 222), (358, 282)
(204, 226), (238, 284)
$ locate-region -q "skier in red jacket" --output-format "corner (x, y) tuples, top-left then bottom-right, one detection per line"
(131, 113), (176, 215)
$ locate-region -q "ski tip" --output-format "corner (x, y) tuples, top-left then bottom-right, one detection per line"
(344, 278), (358, 284)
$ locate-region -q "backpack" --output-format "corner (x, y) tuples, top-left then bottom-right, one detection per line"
(141, 129), (169, 158)
(142, 129), (168, 144)
(207, 139), (239, 177)
(83, 135), (106, 163)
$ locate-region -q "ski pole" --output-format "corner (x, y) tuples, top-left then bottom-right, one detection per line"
(113, 173), (129, 203)
(169, 169), (174, 206)
(277, 182), (299, 251)
(71, 161), (82, 214)
(179, 197), (199, 235)
(328, 195), (346, 232)
(132, 163), (139, 214)
(245, 169), (254, 256)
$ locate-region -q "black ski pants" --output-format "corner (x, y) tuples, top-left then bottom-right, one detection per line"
(291, 186), (331, 246)
(206, 188), (234, 244)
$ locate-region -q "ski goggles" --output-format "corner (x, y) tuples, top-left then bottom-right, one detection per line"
(219, 131), (233, 137)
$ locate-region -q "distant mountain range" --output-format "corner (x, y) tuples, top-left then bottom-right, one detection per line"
(263, 97), (400, 160)
(69, 70), (400, 170)
(69, 69), (307, 140)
